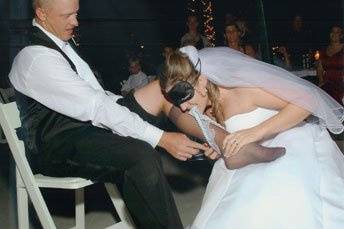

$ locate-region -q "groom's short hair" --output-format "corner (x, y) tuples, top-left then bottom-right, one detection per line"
(32, 0), (54, 10)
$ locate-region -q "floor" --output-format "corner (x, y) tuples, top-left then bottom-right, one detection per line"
(0, 139), (343, 229)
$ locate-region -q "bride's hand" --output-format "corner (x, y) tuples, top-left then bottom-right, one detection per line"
(222, 127), (264, 157)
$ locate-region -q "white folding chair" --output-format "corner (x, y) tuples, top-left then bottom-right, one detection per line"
(0, 87), (15, 144)
(0, 102), (135, 229)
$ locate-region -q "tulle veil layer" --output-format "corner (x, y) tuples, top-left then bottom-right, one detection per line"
(180, 46), (344, 134)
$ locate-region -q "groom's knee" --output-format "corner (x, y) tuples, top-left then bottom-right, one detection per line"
(125, 146), (164, 187)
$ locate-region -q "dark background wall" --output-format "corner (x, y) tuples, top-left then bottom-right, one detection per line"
(0, 0), (343, 93)
(263, 0), (344, 46)
(77, 0), (187, 92)
(0, 0), (10, 88)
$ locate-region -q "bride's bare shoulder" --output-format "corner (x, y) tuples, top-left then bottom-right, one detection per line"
(220, 87), (256, 119)
(135, 80), (161, 97)
(221, 87), (256, 98)
(233, 87), (288, 109)
(134, 80), (166, 115)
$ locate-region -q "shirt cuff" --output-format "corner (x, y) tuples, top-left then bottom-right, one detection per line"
(105, 90), (122, 102)
(143, 124), (164, 148)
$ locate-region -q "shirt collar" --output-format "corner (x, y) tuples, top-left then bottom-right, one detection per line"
(32, 19), (68, 49)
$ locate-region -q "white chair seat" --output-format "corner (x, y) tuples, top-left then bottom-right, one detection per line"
(34, 174), (94, 189)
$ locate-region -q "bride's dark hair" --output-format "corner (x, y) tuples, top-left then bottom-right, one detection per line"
(159, 49), (225, 125)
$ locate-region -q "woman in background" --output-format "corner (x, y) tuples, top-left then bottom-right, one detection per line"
(317, 24), (344, 105)
(180, 14), (210, 49)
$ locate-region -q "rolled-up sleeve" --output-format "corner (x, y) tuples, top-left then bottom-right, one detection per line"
(9, 47), (163, 147)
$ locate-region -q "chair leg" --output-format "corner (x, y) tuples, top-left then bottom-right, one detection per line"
(75, 188), (85, 229)
(16, 169), (56, 229)
(104, 183), (135, 228)
(17, 186), (29, 229)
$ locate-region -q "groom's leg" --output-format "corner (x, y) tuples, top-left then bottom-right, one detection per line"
(39, 126), (183, 229)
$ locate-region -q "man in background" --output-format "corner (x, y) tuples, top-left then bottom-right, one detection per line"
(121, 57), (150, 96)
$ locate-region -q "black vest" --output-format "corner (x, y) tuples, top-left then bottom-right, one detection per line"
(15, 27), (92, 169)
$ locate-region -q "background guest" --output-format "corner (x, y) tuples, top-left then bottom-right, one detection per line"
(316, 24), (344, 105)
(235, 17), (255, 46)
(180, 14), (210, 49)
(156, 43), (175, 78)
(224, 21), (257, 59)
(283, 14), (312, 69)
(121, 57), (149, 96)
(272, 46), (292, 70)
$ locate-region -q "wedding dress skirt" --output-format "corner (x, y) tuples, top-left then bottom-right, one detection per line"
(191, 108), (344, 229)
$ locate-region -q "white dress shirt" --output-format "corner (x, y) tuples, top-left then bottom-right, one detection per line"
(9, 20), (163, 147)
(121, 71), (149, 94)
(180, 33), (210, 48)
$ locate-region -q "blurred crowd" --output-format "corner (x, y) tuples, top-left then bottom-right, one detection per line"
(121, 13), (343, 105)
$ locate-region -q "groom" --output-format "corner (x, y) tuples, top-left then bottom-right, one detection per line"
(8, 0), (209, 228)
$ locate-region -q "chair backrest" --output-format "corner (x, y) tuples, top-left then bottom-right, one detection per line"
(0, 101), (37, 187)
(0, 102), (56, 229)
(0, 87), (15, 103)
(0, 88), (15, 144)
(0, 102), (26, 158)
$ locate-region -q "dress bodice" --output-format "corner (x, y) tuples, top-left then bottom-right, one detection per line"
(193, 105), (344, 229)
(224, 107), (278, 133)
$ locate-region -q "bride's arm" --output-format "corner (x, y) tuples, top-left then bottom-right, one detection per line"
(223, 87), (310, 156)
(151, 85), (286, 167)
(252, 88), (311, 138)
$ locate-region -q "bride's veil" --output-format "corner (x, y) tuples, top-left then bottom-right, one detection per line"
(180, 46), (344, 134)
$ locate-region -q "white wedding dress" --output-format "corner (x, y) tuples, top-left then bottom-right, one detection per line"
(191, 107), (344, 229)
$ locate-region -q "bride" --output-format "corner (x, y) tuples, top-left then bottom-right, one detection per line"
(159, 46), (344, 229)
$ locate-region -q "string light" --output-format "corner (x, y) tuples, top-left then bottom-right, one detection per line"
(187, 0), (198, 14)
(187, 0), (216, 47)
(201, 0), (215, 46)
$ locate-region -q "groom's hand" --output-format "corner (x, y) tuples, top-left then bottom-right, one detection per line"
(158, 132), (208, 161)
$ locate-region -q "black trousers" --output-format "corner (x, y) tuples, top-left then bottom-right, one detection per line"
(38, 125), (183, 229)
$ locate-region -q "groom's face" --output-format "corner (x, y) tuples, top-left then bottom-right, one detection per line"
(36, 0), (79, 41)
